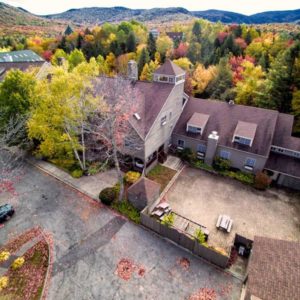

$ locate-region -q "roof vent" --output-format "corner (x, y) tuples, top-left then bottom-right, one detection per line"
(134, 113), (141, 121)
(229, 100), (235, 105)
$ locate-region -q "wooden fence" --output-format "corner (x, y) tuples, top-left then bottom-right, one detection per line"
(141, 212), (229, 268)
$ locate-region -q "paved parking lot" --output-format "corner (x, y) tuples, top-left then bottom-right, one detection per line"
(0, 164), (242, 300)
(167, 168), (300, 251)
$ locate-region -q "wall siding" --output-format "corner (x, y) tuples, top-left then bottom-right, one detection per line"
(171, 134), (267, 173)
(144, 83), (185, 159)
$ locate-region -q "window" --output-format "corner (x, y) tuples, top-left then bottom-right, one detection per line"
(187, 125), (201, 134)
(158, 75), (168, 82)
(234, 136), (252, 146)
(220, 150), (230, 160)
(178, 139), (185, 148)
(245, 158), (256, 167)
(161, 116), (167, 126)
(197, 144), (206, 153)
(169, 77), (174, 83)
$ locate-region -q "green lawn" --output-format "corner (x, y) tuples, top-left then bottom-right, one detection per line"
(147, 164), (177, 192)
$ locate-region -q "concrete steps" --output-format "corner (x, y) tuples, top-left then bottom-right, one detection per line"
(163, 155), (184, 171)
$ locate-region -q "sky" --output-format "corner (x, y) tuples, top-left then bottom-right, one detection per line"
(2, 0), (300, 16)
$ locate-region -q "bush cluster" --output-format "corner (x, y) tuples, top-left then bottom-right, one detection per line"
(0, 251), (10, 262)
(0, 276), (8, 291)
(254, 172), (272, 190)
(99, 187), (118, 206)
(11, 257), (25, 270)
(213, 157), (231, 171)
(124, 171), (141, 185)
(71, 169), (83, 178)
(161, 213), (175, 227)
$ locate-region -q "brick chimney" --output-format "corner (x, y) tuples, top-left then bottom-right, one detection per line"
(127, 60), (138, 81)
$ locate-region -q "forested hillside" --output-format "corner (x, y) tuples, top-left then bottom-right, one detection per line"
(1, 18), (300, 135)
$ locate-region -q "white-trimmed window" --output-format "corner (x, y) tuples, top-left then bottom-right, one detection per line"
(197, 144), (206, 153)
(220, 150), (230, 160)
(187, 125), (201, 134)
(178, 139), (185, 148)
(245, 158), (256, 167)
(234, 136), (252, 146)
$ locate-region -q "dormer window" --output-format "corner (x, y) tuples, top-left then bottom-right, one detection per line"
(233, 136), (251, 146)
(187, 125), (201, 134)
(186, 112), (210, 135)
(233, 121), (257, 147)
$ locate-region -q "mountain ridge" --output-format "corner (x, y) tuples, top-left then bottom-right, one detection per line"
(0, 2), (300, 26)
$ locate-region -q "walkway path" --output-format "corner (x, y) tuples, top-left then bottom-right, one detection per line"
(27, 157), (119, 200)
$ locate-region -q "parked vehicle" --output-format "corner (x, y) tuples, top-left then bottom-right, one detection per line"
(0, 204), (15, 223)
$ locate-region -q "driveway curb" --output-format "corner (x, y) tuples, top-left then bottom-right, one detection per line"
(26, 158), (99, 202)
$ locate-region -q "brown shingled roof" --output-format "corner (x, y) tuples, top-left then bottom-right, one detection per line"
(154, 59), (185, 76)
(127, 177), (161, 201)
(272, 113), (300, 152)
(94, 77), (174, 140)
(265, 153), (300, 178)
(247, 236), (300, 300)
(174, 98), (279, 156)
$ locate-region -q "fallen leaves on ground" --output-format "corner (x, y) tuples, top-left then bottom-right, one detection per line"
(188, 288), (217, 300)
(177, 257), (190, 271)
(116, 258), (146, 281)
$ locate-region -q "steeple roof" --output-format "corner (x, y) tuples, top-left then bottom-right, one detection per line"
(154, 59), (185, 76)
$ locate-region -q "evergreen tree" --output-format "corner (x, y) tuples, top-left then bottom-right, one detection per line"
(192, 21), (201, 43)
(77, 34), (84, 49)
(206, 58), (233, 100)
(187, 42), (201, 64)
(59, 36), (68, 52)
(126, 32), (137, 53)
(138, 48), (150, 76)
(147, 33), (157, 60)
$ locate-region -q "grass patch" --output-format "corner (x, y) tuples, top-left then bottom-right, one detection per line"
(112, 200), (141, 224)
(147, 164), (177, 192)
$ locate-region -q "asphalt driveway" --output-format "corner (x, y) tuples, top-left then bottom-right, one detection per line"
(0, 164), (242, 300)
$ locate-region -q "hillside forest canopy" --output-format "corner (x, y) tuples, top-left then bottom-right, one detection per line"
(1, 19), (300, 138)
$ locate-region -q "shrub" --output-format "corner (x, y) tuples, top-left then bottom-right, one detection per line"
(0, 276), (8, 291)
(50, 158), (77, 171)
(161, 213), (175, 227)
(124, 171), (141, 185)
(225, 171), (254, 185)
(213, 157), (231, 171)
(112, 201), (140, 223)
(178, 148), (194, 163)
(192, 160), (214, 171)
(99, 187), (117, 205)
(194, 228), (206, 245)
(254, 172), (271, 190)
(0, 251), (10, 262)
(71, 169), (83, 178)
(11, 257), (25, 270)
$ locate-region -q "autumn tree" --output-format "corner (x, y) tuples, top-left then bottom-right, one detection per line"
(68, 49), (86, 69)
(88, 77), (143, 201)
(192, 21), (202, 43)
(0, 70), (35, 130)
(138, 48), (150, 76)
(140, 60), (158, 81)
(0, 117), (27, 195)
(235, 61), (265, 106)
(28, 61), (99, 171)
(156, 35), (173, 60)
(192, 64), (217, 95)
(173, 58), (193, 71)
